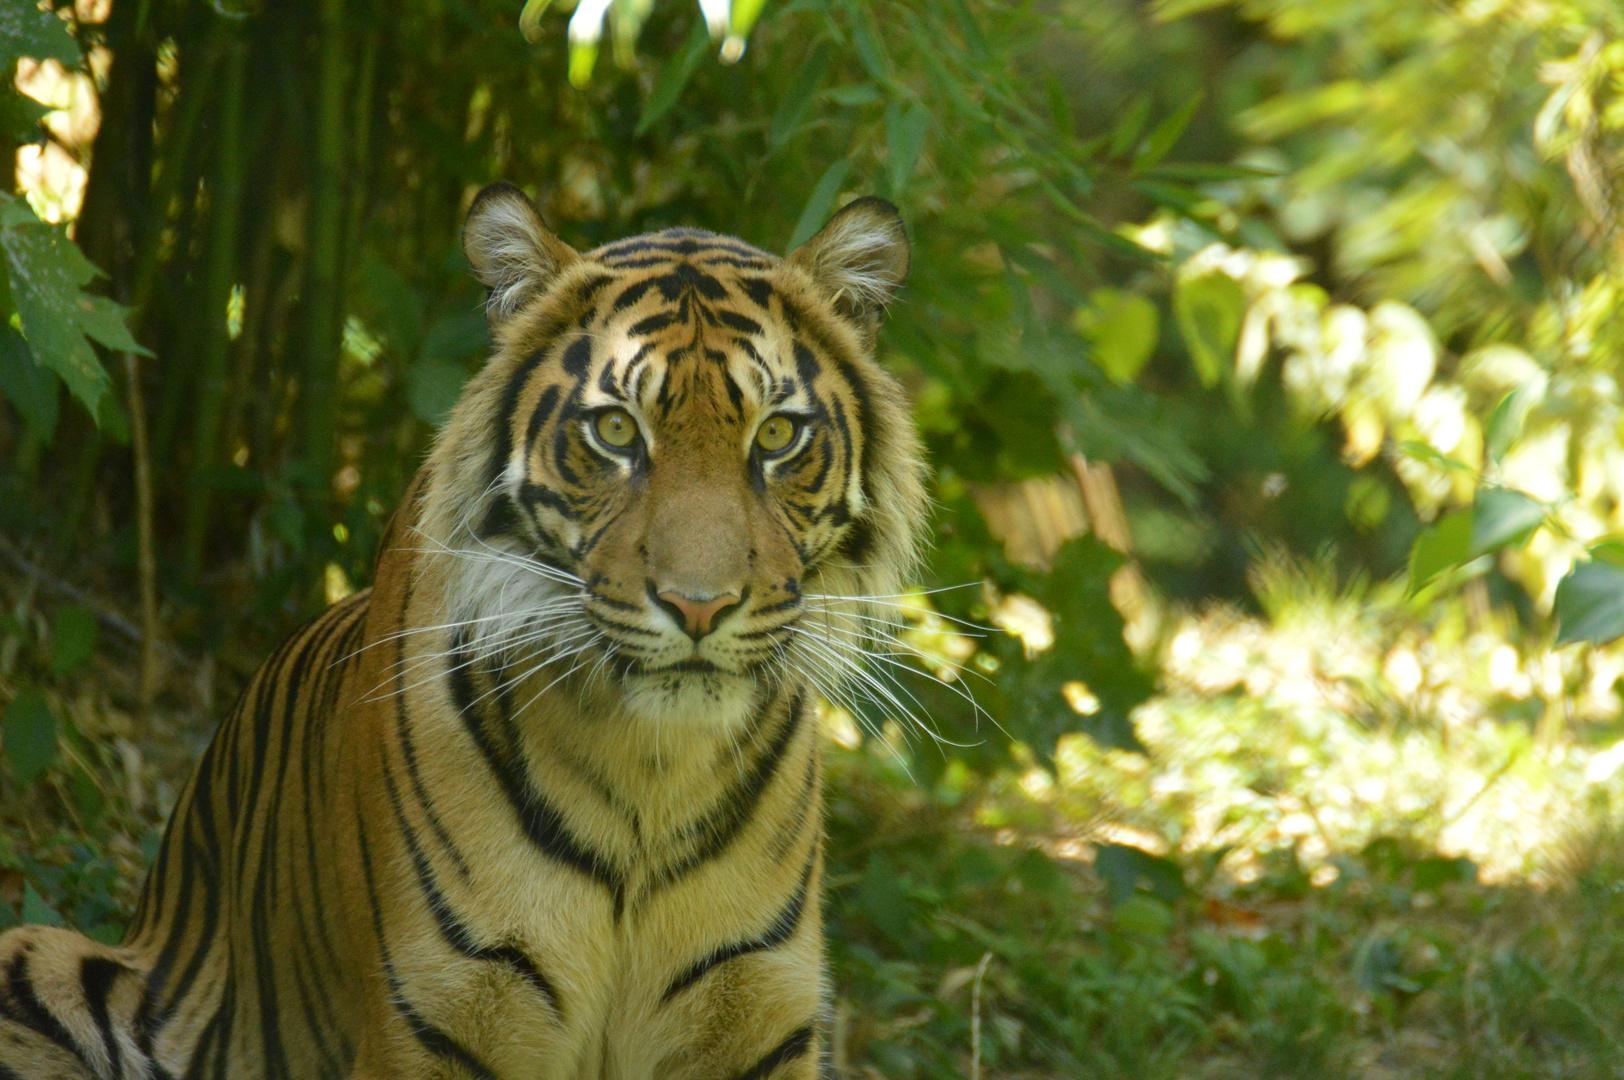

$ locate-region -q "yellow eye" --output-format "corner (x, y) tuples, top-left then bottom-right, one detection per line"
(595, 409), (638, 448)
(756, 415), (798, 453)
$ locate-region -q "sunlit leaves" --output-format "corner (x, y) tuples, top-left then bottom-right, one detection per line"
(1173, 270), (1245, 388)
(1407, 488), (1549, 593)
(1407, 511), (1472, 594)
(1468, 488), (1547, 559)
(1555, 553), (1624, 647)
(1074, 289), (1158, 386)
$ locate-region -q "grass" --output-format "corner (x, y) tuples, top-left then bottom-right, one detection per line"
(4, 549), (1624, 1078)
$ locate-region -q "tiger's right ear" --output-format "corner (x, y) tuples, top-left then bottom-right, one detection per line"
(462, 182), (579, 326)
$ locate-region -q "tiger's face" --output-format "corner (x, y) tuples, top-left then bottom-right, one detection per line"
(420, 185), (927, 731)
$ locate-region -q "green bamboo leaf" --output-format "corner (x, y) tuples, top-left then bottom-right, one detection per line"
(636, 16), (711, 135)
(1468, 488), (1546, 558)
(769, 42), (830, 148)
(1555, 558), (1624, 646)
(4, 691), (57, 786)
(844, 3), (892, 84)
(0, 325), (57, 438)
(884, 100), (930, 196)
(0, 0), (80, 68)
(785, 159), (851, 252)
(1108, 94), (1152, 158)
(1133, 91), (1202, 172)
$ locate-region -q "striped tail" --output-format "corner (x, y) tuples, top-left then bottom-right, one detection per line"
(0, 925), (157, 1080)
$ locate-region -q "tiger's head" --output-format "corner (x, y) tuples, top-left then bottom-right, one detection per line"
(418, 183), (927, 731)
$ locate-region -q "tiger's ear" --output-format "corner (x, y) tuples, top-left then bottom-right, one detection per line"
(788, 196), (910, 329)
(462, 182), (580, 326)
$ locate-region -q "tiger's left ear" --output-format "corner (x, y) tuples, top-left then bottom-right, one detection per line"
(463, 182), (580, 327)
(788, 196), (910, 330)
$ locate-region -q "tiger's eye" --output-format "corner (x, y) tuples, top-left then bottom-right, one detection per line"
(756, 416), (797, 453)
(596, 409), (638, 448)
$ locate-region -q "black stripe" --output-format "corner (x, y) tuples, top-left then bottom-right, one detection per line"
(523, 384), (562, 456)
(663, 849), (817, 1000)
(627, 311), (677, 336)
(80, 957), (126, 1079)
(648, 691), (806, 896)
(489, 347), (551, 488)
(561, 336), (592, 377)
(382, 755), (563, 1016)
(740, 278), (774, 310)
(716, 310), (762, 335)
(1, 948), (88, 1065)
(447, 641), (623, 895)
(730, 1026), (815, 1080)
(393, 580), (471, 879)
(355, 825), (499, 1080)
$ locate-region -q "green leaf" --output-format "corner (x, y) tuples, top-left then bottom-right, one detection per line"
(1152, 0), (1235, 19)
(884, 100), (930, 197)
(0, 325), (57, 438)
(1468, 488), (1546, 558)
(1108, 94), (1152, 158)
(769, 42), (830, 148)
(75, 295), (149, 355)
(1408, 510), (1472, 593)
(0, 0), (80, 67)
(1095, 842), (1187, 907)
(635, 16), (711, 136)
(418, 308), (488, 364)
(405, 359), (467, 428)
(50, 604), (97, 678)
(1133, 91), (1202, 172)
(1, 214), (112, 417)
(1555, 558), (1624, 646)
(1173, 271), (1245, 387)
(0, 92), (50, 141)
(1075, 289), (1158, 385)
(844, 2), (892, 84)
(20, 882), (63, 927)
(785, 159), (850, 252)
(4, 691), (57, 785)
(824, 83), (880, 107)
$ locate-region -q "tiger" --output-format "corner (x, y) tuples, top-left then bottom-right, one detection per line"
(0, 183), (927, 1080)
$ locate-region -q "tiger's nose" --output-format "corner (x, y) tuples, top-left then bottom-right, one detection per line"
(656, 590), (742, 640)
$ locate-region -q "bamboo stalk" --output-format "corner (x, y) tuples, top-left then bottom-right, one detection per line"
(299, 0), (351, 487)
(124, 351), (160, 704)
(181, 34), (249, 576)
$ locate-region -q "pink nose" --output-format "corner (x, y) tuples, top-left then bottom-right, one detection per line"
(657, 591), (742, 640)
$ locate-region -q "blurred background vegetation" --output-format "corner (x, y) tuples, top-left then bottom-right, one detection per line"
(4, 0), (1624, 1074)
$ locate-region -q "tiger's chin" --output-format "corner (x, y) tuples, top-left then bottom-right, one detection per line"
(618, 666), (764, 733)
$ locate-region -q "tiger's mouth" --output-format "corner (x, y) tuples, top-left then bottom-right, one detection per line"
(625, 656), (721, 675)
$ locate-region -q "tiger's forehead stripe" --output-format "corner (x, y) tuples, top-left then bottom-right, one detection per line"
(482, 225), (879, 562)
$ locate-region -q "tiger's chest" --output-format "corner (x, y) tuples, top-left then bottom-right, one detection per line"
(340, 659), (826, 1080)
